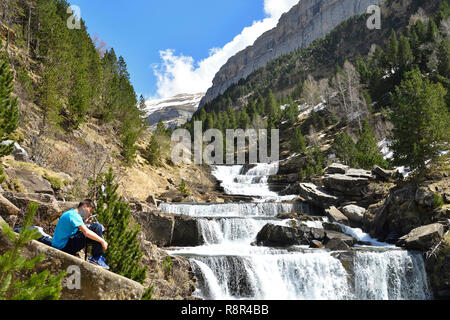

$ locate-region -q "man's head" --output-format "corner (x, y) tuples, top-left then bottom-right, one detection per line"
(77, 199), (96, 220)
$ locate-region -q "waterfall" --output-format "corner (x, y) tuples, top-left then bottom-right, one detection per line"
(160, 162), (433, 300)
(159, 202), (309, 218)
(191, 252), (352, 300)
(353, 250), (432, 300)
(211, 165), (297, 201)
(197, 218), (283, 245)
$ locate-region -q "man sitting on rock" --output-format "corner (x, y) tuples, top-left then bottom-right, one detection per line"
(52, 200), (110, 270)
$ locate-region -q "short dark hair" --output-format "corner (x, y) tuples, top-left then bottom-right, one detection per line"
(78, 199), (96, 210)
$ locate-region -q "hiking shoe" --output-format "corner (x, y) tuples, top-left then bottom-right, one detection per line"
(88, 256), (110, 270)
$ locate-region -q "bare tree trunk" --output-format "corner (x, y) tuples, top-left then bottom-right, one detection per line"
(27, 5), (31, 53)
(5, 8), (10, 51)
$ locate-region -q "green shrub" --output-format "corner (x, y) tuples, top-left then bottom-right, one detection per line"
(43, 173), (65, 190)
(433, 193), (445, 209)
(178, 179), (190, 196)
(141, 286), (154, 300)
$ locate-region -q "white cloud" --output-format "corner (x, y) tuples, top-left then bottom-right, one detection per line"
(152, 0), (299, 99)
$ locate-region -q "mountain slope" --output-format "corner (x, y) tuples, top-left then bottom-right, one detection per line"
(200, 0), (382, 107)
(145, 93), (204, 129)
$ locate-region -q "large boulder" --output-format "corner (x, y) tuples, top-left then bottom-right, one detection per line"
(256, 223), (325, 247)
(323, 172), (372, 197)
(397, 223), (445, 251)
(341, 205), (365, 223)
(256, 224), (306, 247)
(325, 206), (349, 226)
(325, 163), (349, 175)
(296, 183), (339, 209)
(324, 230), (356, 246)
(0, 219), (145, 300)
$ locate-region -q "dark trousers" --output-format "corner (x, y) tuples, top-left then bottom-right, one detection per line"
(62, 223), (105, 258)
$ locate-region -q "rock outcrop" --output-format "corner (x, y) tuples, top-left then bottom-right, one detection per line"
(424, 232), (450, 299)
(322, 169), (374, 197)
(200, 0), (381, 107)
(295, 183), (339, 208)
(133, 210), (204, 247)
(397, 223), (445, 251)
(5, 167), (54, 195)
(367, 181), (449, 242)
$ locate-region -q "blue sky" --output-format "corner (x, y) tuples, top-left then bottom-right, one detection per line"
(72, 0), (298, 99)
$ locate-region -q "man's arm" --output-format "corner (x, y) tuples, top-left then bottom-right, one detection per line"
(79, 225), (108, 251)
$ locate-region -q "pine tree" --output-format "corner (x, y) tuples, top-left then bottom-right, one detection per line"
(144, 135), (161, 166)
(37, 0), (72, 127)
(227, 106), (237, 129)
(94, 168), (147, 283)
(437, 40), (450, 78)
(284, 98), (299, 125)
(0, 58), (18, 157)
(206, 113), (215, 130)
(390, 69), (449, 171)
(246, 99), (257, 120)
(355, 120), (388, 169)
(290, 128), (306, 154)
(0, 202), (65, 300)
(155, 119), (167, 136)
(427, 19), (439, 42)
(237, 109), (250, 129)
(178, 179), (190, 196)
(0, 58), (18, 184)
(265, 90), (280, 117)
(398, 35), (414, 76)
(332, 132), (358, 167)
(256, 95), (265, 115)
(385, 30), (399, 70)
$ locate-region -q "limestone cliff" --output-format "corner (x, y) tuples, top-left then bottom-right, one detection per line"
(200, 0), (381, 107)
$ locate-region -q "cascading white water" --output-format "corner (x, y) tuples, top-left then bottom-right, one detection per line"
(197, 218), (283, 245)
(353, 250), (432, 300)
(159, 202), (309, 218)
(211, 164), (297, 201)
(191, 251), (352, 300)
(160, 163), (433, 300)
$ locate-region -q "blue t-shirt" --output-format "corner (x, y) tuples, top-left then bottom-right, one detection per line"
(52, 209), (85, 250)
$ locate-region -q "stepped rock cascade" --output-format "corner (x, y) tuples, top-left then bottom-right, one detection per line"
(159, 163), (433, 300)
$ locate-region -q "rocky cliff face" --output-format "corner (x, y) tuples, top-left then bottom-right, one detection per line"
(146, 93), (204, 130)
(200, 0), (381, 107)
